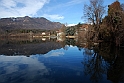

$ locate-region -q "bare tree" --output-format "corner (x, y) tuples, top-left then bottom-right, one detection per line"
(83, 0), (106, 41)
(83, 0), (105, 30)
(121, 3), (124, 11)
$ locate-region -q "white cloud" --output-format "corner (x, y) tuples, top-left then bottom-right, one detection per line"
(44, 51), (64, 57)
(64, 0), (85, 7)
(67, 23), (77, 26)
(42, 14), (64, 20)
(0, 0), (50, 18)
(0, 56), (48, 82)
(50, 52), (64, 57)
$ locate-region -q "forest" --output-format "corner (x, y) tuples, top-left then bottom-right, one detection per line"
(83, 0), (124, 47)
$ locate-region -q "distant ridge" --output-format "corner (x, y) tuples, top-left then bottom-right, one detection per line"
(0, 16), (63, 30)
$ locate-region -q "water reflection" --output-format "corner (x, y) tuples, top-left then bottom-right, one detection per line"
(82, 43), (124, 83)
(0, 38), (124, 83)
(82, 50), (108, 83)
(0, 56), (50, 83)
(0, 38), (64, 56)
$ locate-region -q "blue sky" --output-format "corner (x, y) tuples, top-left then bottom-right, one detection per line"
(0, 0), (124, 25)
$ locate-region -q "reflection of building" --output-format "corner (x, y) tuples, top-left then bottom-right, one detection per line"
(56, 37), (64, 42)
(42, 38), (46, 41)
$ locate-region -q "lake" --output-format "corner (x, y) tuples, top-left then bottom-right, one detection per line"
(0, 38), (124, 83)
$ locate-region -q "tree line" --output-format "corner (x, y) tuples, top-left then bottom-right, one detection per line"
(83, 0), (124, 47)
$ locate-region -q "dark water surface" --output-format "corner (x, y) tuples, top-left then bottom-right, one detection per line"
(0, 39), (124, 83)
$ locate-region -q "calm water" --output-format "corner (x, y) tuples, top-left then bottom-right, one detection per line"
(0, 38), (124, 83)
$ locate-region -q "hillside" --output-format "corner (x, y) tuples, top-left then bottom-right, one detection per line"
(0, 16), (63, 30)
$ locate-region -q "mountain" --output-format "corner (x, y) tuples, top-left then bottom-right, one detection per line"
(0, 16), (63, 30)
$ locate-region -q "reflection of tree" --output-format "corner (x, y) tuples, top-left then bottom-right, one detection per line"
(63, 45), (69, 50)
(83, 48), (94, 55)
(82, 47), (108, 83)
(82, 42), (124, 83)
(0, 38), (64, 56)
(98, 43), (117, 63)
(65, 38), (76, 46)
(107, 49), (124, 83)
(97, 43), (124, 83)
(78, 47), (83, 51)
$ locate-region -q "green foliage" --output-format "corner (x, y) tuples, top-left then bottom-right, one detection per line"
(77, 22), (82, 27)
(65, 38), (76, 46)
(65, 26), (76, 36)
